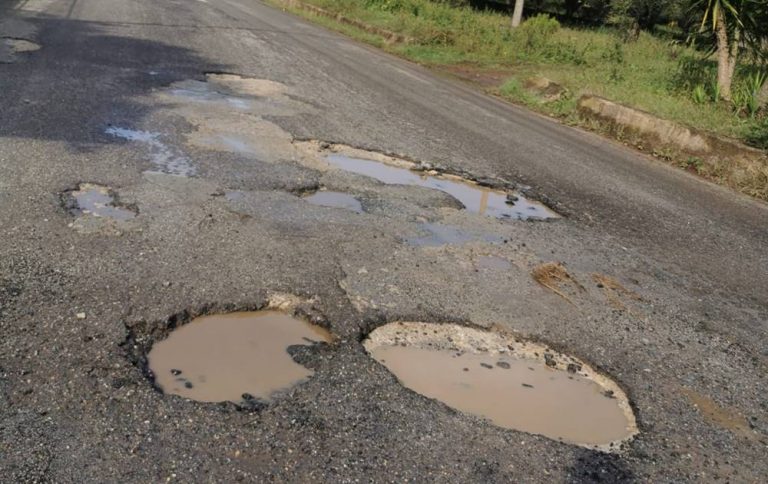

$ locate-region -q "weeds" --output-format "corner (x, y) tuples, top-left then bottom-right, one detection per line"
(692, 84), (707, 103)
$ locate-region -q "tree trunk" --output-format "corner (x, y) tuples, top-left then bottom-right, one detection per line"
(715, 8), (733, 101)
(511, 0), (524, 28)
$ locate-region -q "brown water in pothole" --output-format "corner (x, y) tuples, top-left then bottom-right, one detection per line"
(304, 191), (363, 213)
(325, 154), (558, 220)
(147, 311), (331, 403)
(365, 323), (637, 449)
(70, 184), (135, 221)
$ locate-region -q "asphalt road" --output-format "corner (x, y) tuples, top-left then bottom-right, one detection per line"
(1, 0), (767, 481)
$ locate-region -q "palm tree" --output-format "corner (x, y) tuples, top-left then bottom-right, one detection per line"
(694, 0), (744, 101)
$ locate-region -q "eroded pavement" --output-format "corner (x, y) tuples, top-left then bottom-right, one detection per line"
(1, 0), (767, 482)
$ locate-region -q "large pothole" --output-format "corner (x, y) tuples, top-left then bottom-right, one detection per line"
(323, 152), (559, 221)
(147, 310), (331, 405)
(364, 322), (637, 451)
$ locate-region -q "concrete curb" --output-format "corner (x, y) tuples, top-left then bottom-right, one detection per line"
(578, 95), (768, 199)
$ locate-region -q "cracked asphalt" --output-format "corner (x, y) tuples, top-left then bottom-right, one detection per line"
(1, 0), (767, 481)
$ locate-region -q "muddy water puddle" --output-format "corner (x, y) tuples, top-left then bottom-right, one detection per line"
(148, 311), (330, 404)
(365, 323), (637, 450)
(106, 126), (196, 176)
(69, 184), (135, 221)
(406, 223), (504, 247)
(325, 154), (557, 221)
(304, 191), (363, 213)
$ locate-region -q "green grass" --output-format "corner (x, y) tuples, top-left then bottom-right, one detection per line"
(271, 0), (766, 146)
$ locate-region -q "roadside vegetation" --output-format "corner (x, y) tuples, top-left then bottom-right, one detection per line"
(274, 0), (768, 149)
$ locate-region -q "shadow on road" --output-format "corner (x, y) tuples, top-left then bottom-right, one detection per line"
(0, 12), (230, 149)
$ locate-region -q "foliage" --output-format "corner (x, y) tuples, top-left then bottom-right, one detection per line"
(745, 117), (768, 148)
(692, 83), (708, 103)
(516, 14), (560, 50)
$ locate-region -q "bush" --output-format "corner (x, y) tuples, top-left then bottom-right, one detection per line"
(517, 14), (561, 51)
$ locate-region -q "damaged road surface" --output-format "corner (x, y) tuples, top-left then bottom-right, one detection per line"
(1, 0), (767, 482)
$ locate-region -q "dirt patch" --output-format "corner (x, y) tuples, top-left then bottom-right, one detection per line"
(436, 64), (516, 90)
(681, 387), (760, 443)
(364, 322), (638, 451)
(592, 274), (642, 311)
(531, 262), (585, 305)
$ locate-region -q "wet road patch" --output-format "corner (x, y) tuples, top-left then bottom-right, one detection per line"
(63, 183), (136, 234)
(106, 126), (196, 176)
(364, 322), (637, 451)
(405, 222), (504, 247)
(304, 190), (364, 213)
(147, 311), (331, 404)
(324, 153), (558, 221)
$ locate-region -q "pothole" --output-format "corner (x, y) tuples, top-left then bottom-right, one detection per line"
(147, 311), (331, 404)
(2, 38), (41, 53)
(303, 190), (364, 213)
(364, 322), (637, 451)
(105, 126), (196, 176)
(63, 183), (136, 234)
(405, 222), (504, 247)
(324, 153), (558, 221)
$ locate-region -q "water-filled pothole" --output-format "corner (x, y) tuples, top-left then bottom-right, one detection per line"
(325, 154), (558, 221)
(304, 190), (364, 213)
(364, 322), (637, 451)
(68, 183), (136, 221)
(147, 311), (331, 404)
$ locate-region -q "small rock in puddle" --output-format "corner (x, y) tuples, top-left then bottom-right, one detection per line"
(325, 154), (558, 221)
(364, 322), (637, 450)
(304, 191), (363, 213)
(147, 311), (331, 404)
(105, 126), (196, 177)
(68, 183), (136, 221)
(406, 223), (503, 247)
(476, 256), (512, 271)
